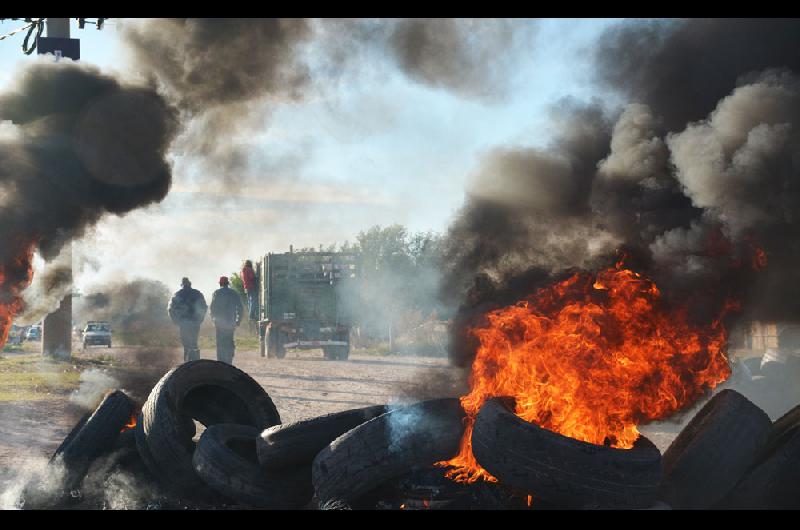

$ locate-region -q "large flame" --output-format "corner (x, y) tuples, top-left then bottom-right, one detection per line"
(0, 244), (35, 349)
(439, 258), (736, 483)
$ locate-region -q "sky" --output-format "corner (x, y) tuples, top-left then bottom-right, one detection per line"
(0, 18), (621, 298)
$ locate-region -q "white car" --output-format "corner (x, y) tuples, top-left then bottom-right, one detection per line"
(25, 326), (41, 341)
(82, 322), (112, 349)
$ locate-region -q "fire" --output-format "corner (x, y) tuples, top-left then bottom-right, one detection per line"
(0, 244), (35, 349)
(439, 258), (735, 483)
(120, 413), (138, 433)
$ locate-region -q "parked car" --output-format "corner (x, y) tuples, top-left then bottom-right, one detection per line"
(82, 321), (112, 349)
(25, 325), (41, 341)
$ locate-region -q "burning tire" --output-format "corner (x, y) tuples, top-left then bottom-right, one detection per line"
(312, 398), (466, 507)
(193, 424), (312, 508)
(136, 360), (281, 492)
(52, 390), (136, 491)
(721, 402), (800, 509)
(471, 397), (662, 509)
(659, 389), (771, 509)
(257, 404), (390, 470)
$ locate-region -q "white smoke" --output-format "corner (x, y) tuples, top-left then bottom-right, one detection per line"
(69, 369), (121, 410)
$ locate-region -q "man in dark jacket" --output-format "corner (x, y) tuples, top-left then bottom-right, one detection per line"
(209, 276), (243, 364)
(168, 277), (208, 362)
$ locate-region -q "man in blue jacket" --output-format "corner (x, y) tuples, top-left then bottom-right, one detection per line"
(168, 277), (207, 362)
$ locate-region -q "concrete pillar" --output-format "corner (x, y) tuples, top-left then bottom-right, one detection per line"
(47, 18), (70, 38)
(41, 18), (74, 358)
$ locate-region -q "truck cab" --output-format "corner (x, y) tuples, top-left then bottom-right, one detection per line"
(258, 250), (358, 360)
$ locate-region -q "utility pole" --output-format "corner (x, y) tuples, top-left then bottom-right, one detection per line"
(40, 18), (79, 358)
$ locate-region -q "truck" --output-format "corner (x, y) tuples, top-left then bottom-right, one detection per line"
(257, 250), (359, 361)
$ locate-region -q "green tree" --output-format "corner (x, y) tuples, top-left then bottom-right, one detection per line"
(229, 272), (246, 303)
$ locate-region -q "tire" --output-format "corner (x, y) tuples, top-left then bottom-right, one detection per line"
(322, 347), (334, 361)
(337, 345), (349, 361)
(137, 360), (282, 493)
(312, 398), (466, 506)
(265, 327), (276, 359)
(50, 413), (91, 464)
(258, 404), (390, 470)
(659, 389), (771, 509)
(52, 390), (136, 492)
(193, 424), (312, 508)
(471, 397), (662, 509)
(275, 332), (286, 359)
(720, 402), (800, 509)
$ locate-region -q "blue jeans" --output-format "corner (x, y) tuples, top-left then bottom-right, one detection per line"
(247, 290), (258, 321)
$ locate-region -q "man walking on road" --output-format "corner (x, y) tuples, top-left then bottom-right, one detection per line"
(168, 277), (208, 362)
(210, 276), (243, 364)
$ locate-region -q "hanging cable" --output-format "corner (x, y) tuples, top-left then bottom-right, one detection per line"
(21, 18), (44, 55)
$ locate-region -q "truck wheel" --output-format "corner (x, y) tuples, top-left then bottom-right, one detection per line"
(275, 333), (286, 359)
(323, 347), (334, 361)
(265, 328), (275, 358)
(337, 346), (349, 361)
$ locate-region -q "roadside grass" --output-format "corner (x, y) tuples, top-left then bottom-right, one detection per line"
(1, 341), (43, 354)
(0, 352), (113, 402)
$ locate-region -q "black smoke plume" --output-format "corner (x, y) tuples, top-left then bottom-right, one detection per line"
(120, 18), (312, 175)
(0, 59), (178, 342)
(444, 19), (800, 368)
(386, 18), (525, 100)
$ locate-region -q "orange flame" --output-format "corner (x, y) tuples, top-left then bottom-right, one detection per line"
(0, 244), (35, 349)
(527, 495), (533, 508)
(120, 413), (137, 433)
(438, 259), (735, 483)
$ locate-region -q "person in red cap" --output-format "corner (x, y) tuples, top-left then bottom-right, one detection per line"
(209, 275), (244, 364)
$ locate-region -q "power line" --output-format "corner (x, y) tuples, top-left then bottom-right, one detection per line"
(0, 18), (109, 55)
(0, 19), (37, 41)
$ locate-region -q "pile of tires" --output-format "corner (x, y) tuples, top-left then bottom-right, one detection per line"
(25, 359), (799, 510)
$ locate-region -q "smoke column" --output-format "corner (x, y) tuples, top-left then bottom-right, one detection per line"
(443, 18), (800, 368)
(0, 59), (178, 348)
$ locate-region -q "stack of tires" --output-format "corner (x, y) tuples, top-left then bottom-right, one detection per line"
(24, 359), (800, 510)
